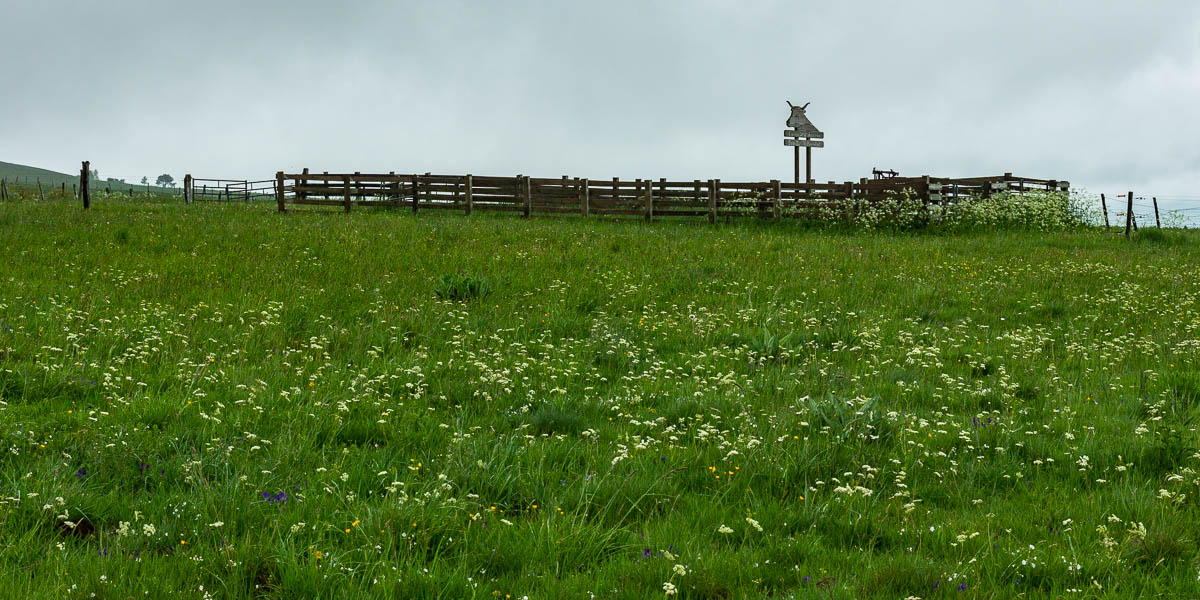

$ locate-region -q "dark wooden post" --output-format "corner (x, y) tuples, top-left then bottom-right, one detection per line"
(580, 178), (589, 217)
(921, 175), (931, 217)
(37, 178), (44, 202)
(343, 175), (351, 213)
(276, 172), (286, 212)
(298, 168), (309, 204)
(184, 174), (192, 204)
(1, 178), (6, 201)
(1153, 197), (1160, 228)
(793, 145), (799, 185)
(634, 178), (642, 217)
(858, 177), (869, 219)
(644, 178), (653, 221)
(522, 175), (531, 218)
(771, 179), (781, 219)
(805, 142), (812, 190)
(81, 161), (90, 209)
(412, 175), (420, 213)
(843, 181), (854, 222)
(612, 177), (619, 214)
(1124, 190), (1133, 238)
(1100, 193), (1109, 229)
(465, 174), (473, 216)
(708, 179), (718, 223)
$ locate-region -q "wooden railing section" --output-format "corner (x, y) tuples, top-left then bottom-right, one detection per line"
(274, 170), (1069, 221)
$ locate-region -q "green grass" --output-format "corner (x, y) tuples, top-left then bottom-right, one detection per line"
(1, 194), (1199, 598)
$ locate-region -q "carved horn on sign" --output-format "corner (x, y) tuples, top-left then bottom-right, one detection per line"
(800, 102), (810, 110)
(787, 101), (794, 109)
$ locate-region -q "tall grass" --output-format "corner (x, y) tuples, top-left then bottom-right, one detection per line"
(0, 196), (1198, 598)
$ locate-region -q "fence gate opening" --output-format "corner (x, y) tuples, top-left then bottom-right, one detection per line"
(185, 177), (278, 202)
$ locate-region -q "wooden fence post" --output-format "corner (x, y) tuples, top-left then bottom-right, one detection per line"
(184, 174), (192, 204)
(276, 172), (286, 212)
(81, 161), (90, 210)
(771, 179), (781, 219)
(843, 181), (854, 222)
(708, 179), (718, 223)
(412, 175), (420, 213)
(1, 178), (6, 201)
(465, 174), (473, 216)
(1153, 197), (1160, 228)
(645, 178), (653, 222)
(522, 175), (532, 218)
(298, 168), (309, 204)
(37, 178), (44, 202)
(635, 178), (643, 219)
(611, 177), (619, 214)
(1100, 193), (1109, 229)
(580, 178), (589, 217)
(1125, 190), (1133, 238)
(343, 175), (352, 213)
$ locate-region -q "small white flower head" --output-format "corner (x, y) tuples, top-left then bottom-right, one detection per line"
(208, 521), (224, 528)
(340, 472), (350, 482)
(662, 582), (677, 596)
(746, 517), (763, 532)
(718, 524), (734, 534)
(672, 564), (688, 576)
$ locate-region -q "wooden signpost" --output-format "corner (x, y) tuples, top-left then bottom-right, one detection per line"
(784, 102), (823, 185)
(81, 161), (91, 210)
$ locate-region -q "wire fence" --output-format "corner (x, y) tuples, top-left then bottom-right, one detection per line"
(1099, 194), (1200, 229)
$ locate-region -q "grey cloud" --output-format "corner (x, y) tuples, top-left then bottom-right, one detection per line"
(3, 1), (1198, 211)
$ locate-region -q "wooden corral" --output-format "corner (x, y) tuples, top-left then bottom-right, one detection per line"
(273, 171), (1070, 222)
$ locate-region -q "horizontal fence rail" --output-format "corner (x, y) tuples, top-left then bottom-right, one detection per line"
(271, 170), (1070, 222)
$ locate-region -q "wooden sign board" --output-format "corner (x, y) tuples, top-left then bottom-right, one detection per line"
(784, 130), (824, 139)
(784, 139), (824, 148)
(786, 106), (823, 136)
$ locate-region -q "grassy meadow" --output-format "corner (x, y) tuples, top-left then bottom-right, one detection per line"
(1, 195), (1199, 598)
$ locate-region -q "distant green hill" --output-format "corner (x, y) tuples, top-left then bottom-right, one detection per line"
(0, 160), (174, 193)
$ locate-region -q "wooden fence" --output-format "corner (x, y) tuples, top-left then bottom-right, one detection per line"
(273, 170), (1070, 222)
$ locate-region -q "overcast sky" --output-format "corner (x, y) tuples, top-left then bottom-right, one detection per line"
(3, 1), (1199, 210)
